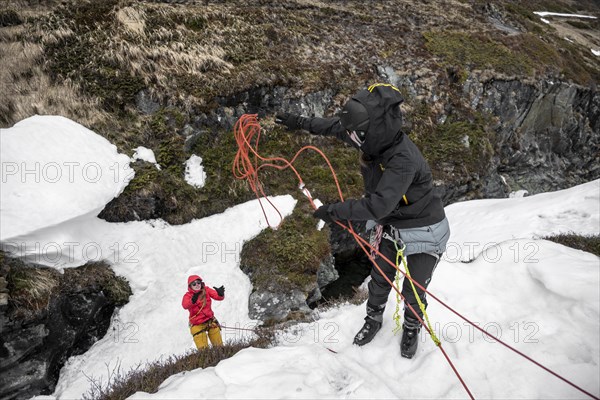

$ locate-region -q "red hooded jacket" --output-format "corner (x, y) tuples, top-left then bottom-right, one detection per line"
(182, 274), (224, 325)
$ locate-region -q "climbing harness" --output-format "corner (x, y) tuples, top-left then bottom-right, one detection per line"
(192, 318), (221, 336)
(232, 113), (599, 400)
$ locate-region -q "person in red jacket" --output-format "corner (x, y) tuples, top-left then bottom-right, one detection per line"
(182, 274), (225, 349)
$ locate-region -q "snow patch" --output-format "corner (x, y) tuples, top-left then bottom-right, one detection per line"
(132, 146), (161, 170)
(0, 116), (133, 241)
(184, 155), (206, 188)
(533, 11), (597, 19)
(509, 189), (529, 198)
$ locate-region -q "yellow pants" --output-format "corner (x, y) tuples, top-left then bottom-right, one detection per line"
(190, 320), (223, 349)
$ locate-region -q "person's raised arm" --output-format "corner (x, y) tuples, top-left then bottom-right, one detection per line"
(274, 113), (356, 147)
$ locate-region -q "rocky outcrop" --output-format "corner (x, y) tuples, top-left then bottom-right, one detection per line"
(478, 79), (599, 194)
(248, 289), (310, 322)
(0, 257), (131, 400)
(246, 254), (338, 322)
(307, 254), (339, 305)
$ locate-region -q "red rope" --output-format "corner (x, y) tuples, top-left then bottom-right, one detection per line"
(232, 114), (599, 400)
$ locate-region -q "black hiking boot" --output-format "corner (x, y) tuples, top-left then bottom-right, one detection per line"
(400, 315), (421, 359)
(353, 303), (385, 346)
(353, 317), (382, 346)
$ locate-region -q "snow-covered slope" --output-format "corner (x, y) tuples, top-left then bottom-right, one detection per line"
(0, 116), (133, 241)
(1, 116), (598, 399)
(125, 181), (599, 400)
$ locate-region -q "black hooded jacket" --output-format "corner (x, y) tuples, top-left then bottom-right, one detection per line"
(301, 85), (445, 229)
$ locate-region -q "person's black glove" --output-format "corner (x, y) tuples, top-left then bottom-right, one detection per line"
(214, 285), (225, 297)
(313, 205), (335, 224)
(275, 112), (308, 131)
(191, 292), (201, 304)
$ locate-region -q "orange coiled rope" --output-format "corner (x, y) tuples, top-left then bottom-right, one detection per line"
(233, 113), (342, 226)
(231, 114), (599, 400)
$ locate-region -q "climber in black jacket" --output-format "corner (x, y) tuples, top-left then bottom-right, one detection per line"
(275, 83), (450, 358)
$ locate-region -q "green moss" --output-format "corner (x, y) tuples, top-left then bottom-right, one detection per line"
(241, 204), (330, 291)
(148, 108), (187, 140)
(61, 262), (132, 306)
(189, 124), (362, 219)
(510, 34), (558, 67)
(123, 163), (159, 193)
(117, 158), (205, 225)
(423, 28), (599, 84)
(423, 30), (533, 76)
(102, 275), (132, 305)
(410, 108), (493, 178)
(557, 41), (599, 84)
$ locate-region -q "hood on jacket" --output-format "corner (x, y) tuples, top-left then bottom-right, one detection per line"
(343, 84), (404, 156)
(187, 275), (203, 291)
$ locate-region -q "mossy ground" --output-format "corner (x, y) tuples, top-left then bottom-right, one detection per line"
(241, 203), (332, 292)
(423, 30), (598, 84)
(407, 96), (495, 182)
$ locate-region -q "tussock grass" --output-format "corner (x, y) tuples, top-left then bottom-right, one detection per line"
(1, 0), (597, 130)
(5, 258), (131, 320)
(0, 23), (108, 127)
(7, 266), (60, 316)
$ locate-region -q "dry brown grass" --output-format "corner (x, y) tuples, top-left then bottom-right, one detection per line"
(544, 233), (600, 256)
(83, 336), (274, 400)
(315, 285), (369, 313)
(112, 4), (232, 78)
(0, 21), (109, 127)
(1, 0), (597, 130)
(7, 266), (60, 316)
